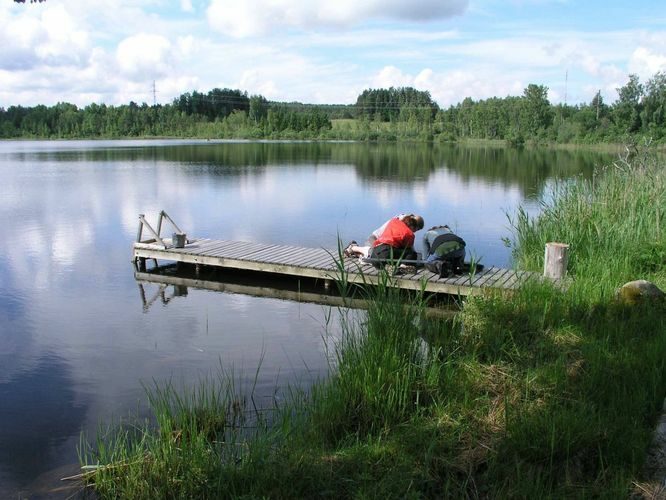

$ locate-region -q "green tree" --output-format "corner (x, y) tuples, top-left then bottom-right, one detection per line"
(355, 87), (438, 122)
(521, 84), (553, 136)
(640, 72), (666, 138)
(612, 74), (643, 133)
(248, 95), (268, 124)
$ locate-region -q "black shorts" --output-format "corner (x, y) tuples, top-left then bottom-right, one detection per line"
(370, 244), (417, 263)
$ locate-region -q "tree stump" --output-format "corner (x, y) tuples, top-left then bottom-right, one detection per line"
(544, 242), (569, 279)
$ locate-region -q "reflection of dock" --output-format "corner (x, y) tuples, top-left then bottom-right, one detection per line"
(134, 270), (456, 318)
(136, 270), (367, 310)
(133, 238), (529, 297)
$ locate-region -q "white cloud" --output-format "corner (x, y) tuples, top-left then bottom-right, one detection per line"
(628, 46), (666, 80)
(177, 35), (195, 57)
(238, 70), (279, 98)
(0, 1), (664, 109)
(116, 34), (173, 80)
(207, 0), (468, 38)
(372, 66), (414, 88)
(0, 16), (44, 70)
(0, 4), (91, 70)
(38, 5), (90, 63)
(414, 68), (434, 88)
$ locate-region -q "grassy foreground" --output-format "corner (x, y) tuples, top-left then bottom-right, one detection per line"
(80, 147), (665, 498)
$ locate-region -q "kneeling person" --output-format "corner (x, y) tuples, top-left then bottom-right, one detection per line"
(370, 214), (423, 263)
(423, 225), (465, 277)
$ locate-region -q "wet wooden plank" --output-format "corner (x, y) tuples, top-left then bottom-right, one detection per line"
(273, 248), (326, 266)
(507, 270), (533, 289)
(198, 240), (255, 257)
(209, 241), (270, 259)
(496, 270), (520, 289)
(187, 238), (234, 250)
(189, 239), (226, 251)
(482, 268), (512, 288)
(303, 253), (338, 269)
(469, 267), (501, 287)
(243, 244), (294, 262)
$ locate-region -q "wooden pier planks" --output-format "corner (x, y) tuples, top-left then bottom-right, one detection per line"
(133, 238), (532, 296)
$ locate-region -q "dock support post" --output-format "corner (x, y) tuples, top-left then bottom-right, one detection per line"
(544, 242), (569, 279)
(195, 264), (201, 276)
(138, 257), (146, 272)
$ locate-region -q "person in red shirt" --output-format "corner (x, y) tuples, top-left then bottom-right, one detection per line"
(370, 214), (422, 262)
(344, 214), (423, 261)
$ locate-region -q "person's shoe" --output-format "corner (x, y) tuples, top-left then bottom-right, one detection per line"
(399, 264), (417, 274)
(343, 241), (358, 258)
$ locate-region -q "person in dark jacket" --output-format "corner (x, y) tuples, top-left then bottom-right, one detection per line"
(422, 225), (465, 277)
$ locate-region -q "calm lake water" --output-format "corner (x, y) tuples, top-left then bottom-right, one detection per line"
(0, 139), (614, 496)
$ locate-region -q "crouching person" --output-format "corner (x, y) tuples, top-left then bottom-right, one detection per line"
(369, 214), (423, 265)
(423, 225), (466, 278)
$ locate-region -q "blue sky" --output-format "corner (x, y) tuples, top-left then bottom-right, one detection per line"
(1, 0), (664, 108)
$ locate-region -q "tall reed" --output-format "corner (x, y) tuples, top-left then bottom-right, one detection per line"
(308, 271), (438, 439)
(509, 142), (665, 302)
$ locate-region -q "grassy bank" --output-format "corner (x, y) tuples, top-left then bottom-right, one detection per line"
(80, 149), (665, 498)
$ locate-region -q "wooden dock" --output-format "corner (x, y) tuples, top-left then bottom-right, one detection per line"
(133, 236), (533, 297)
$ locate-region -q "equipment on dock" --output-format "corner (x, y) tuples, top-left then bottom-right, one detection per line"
(136, 210), (188, 250)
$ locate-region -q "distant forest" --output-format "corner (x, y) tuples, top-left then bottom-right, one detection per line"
(1, 72), (665, 144)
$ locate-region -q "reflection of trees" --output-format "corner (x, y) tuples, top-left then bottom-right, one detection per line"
(439, 145), (613, 199)
(0, 357), (88, 484)
(15, 141), (614, 195)
(15, 142), (336, 170)
(347, 143), (612, 197)
(336, 143), (438, 181)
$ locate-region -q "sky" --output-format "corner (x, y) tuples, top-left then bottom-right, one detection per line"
(1, 0), (665, 109)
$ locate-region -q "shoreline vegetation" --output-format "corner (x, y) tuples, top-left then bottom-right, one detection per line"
(79, 146), (665, 497)
(3, 72), (666, 146)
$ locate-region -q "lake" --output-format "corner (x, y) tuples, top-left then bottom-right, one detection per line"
(0, 139), (614, 496)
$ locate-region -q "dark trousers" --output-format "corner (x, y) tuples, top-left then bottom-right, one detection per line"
(370, 244), (417, 263)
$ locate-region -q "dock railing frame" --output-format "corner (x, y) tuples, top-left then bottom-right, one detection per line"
(136, 211), (185, 249)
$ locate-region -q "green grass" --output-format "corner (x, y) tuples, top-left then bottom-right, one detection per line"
(80, 145), (665, 498)
(509, 141), (665, 302)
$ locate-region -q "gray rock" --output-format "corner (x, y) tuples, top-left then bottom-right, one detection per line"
(615, 280), (665, 305)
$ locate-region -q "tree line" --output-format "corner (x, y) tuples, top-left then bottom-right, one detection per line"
(0, 88), (335, 139)
(355, 87), (439, 122)
(1, 73), (665, 143)
(436, 73), (666, 144)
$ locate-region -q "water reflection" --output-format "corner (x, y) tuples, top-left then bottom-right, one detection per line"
(138, 280), (189, 312)
(0, 355), (89, 492)
(135, 265), (457, 320)
(2, 141), (613, 198)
